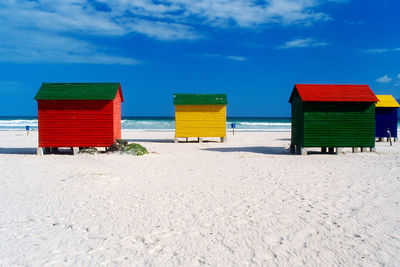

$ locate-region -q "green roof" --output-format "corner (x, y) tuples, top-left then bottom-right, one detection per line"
(173, 94), (227, 105)
(34, 83), (121, 100)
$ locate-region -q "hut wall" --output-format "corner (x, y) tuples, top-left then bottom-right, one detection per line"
(290, 92), (304, 146)
(375, 107), (398, 138)
(175, 105), (226, 137)
(302, 102), (375, 147)
(38, 100), (115, 147)
(113, 90), (122, 140)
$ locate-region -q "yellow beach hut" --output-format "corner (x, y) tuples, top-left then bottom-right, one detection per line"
(173, 94), (227, 143)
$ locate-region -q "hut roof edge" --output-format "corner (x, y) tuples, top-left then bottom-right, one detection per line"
(34, 83), (122, 100)
(173, 94), (227, 105)
(289, 84), (378, 103)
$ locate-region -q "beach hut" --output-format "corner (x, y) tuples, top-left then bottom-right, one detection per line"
(34, 83), (124, 155)
(289, 84), (378, 155)
(375, 95), (399, 142)
(174, 94), (227, 143)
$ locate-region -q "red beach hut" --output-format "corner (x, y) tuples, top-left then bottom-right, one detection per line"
(34, 83), (124, 155)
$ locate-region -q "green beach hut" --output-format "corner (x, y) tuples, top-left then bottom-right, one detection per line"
(289, 84), (378, 155)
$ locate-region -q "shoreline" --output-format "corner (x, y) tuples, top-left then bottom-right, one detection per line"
(0, 129), (292, 132)
(0, 117), (293, 133)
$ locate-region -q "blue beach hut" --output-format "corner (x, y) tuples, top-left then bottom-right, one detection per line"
(375, 95), (400, 142)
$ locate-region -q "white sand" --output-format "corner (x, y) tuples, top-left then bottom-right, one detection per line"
(0, 130), (399, 266)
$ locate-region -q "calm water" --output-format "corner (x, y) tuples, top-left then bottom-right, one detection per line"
(0, 116), (291, 131)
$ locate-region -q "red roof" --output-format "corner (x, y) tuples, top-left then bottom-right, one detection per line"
(289, 84), (378, 102)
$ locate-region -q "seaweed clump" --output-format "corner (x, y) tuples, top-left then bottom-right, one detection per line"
(122, 143), (148, 156)
(108, 139), (128, 152)
(79, 147), (98, 154)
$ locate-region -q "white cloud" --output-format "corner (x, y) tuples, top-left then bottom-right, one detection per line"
(398, 74), (400, 79)
(0, 0), (347, 64)
(0, 1), (126, 36)
(364, 49), (390, 54)
(0, 0), (345, 39)
(376, 75), (392, 83)
(364, 48), (400, 53)
(201, 54), (247, 61)
(0, 28), (139, 65)
(278, 38), (328, 49)
(125, 20), (199, 41)
(225, 55), (247, 61)
(98, 0), (338, 29)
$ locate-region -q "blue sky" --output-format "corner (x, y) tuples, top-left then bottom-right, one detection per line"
(0, 0), (399, 117)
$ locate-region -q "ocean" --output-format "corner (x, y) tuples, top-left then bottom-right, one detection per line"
(0, 116), (291, 132)
(2, 116), (399, 133)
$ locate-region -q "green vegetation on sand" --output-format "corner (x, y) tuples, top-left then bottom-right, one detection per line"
(108, 139), (128, 152)
(122, 143), (148, 156)
(79, 147), (98, 154)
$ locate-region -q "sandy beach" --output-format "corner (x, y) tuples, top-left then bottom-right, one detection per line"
(0, 130), (399, 266)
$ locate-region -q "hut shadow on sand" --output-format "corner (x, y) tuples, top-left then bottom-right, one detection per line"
(0, 147), (86, 155)
(125, 139), (222, 144)
(202, 146), (290, 155)
(125, 139), (175, 144)
(0, 148), (37, 154)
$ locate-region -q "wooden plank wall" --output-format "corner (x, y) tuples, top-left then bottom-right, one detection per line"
(303, 102), (375, 147)
(290, 92), (304, 146)
(113, 91), (122, 140)
(38, 100), (115, 147)
(175, 105), (226, 138)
